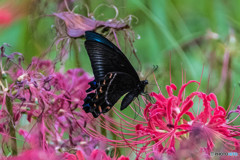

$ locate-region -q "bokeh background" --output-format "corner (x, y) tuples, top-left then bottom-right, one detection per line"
(0, 0), (240, 117)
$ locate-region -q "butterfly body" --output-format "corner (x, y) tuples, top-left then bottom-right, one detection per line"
(83, 31), (148, 118)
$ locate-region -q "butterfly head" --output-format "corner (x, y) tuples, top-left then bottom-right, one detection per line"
(138, 80), (148, 93)
(142, 80), (148, 85)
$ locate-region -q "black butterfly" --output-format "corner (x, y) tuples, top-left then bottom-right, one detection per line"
(83, 31), (148, 118)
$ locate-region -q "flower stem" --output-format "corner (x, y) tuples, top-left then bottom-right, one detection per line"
(6, 96), (17, 155)
(72, 40), (81, 68)
(224, 56), (232, 108)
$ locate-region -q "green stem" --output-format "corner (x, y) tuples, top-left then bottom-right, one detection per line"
(6, 96), (17, 155)
(72, 40), (81, 68)
(108, 111), (121, 156)
(224, 57), (232, 109)
(100, 116), (107, 137)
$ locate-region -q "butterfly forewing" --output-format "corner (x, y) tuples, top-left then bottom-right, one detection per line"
(85, 31), (139, 82)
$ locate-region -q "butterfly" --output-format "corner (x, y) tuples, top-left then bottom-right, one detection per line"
(83, 31), (148, 118)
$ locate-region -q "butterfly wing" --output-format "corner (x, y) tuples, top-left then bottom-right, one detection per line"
(120, 90), (139, 111)
(83, 72), (138, 118)
(84, 31), (140, 82)
(104, 72), (138, 106)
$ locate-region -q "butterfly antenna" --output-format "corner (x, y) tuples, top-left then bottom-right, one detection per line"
(143, 92), (154, 103)
(145, 65), (158, 80)
(133, 100), (137, 120)
(137, 97), (141, 119)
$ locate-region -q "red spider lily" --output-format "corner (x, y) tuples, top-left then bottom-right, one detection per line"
(8, 149), (85, 160)
(64, 150), (85, 160)
(117, 155), (130, 160)
(85, 78), (240, 159)
(89, 149), (111, 160)
(8, 149), (60, 160)
(63, 149), (131, 160)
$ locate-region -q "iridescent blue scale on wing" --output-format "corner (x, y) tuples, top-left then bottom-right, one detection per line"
(86, 80), (98, 92)
(84, 31), (139, 81)
(85, 32), (116, 50)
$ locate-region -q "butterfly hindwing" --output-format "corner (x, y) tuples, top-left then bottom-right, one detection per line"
(85, 31), (140, 82)
(120, 90), (139, 111)
(104, 72), (138, 106)
(83, 72), (137, 118)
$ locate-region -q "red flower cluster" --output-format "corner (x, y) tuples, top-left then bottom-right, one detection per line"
(86, 79), (240, 159)
(135, 80), (240, 159)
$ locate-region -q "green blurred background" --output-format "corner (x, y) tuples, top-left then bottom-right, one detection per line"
(1, 0), (240, 110)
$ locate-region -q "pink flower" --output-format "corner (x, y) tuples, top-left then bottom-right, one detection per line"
(18, 129), (41, 149)
(135, 81), (240, 157)
(64, 150), (85, 160)
(86, 80), (240, 159)
(0, 8), (13, 25)
(7, 56), (91, 123)
(53, 11), (129, 38)
(0, 46), (97, 155)
(117, 155), (130, 160)
(89, 149), (111, 160)
(0, 1), (27, 27)
(8, 149), (59, 160)
(11, 63), (95, 150)
(63, 149), (130, 160)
